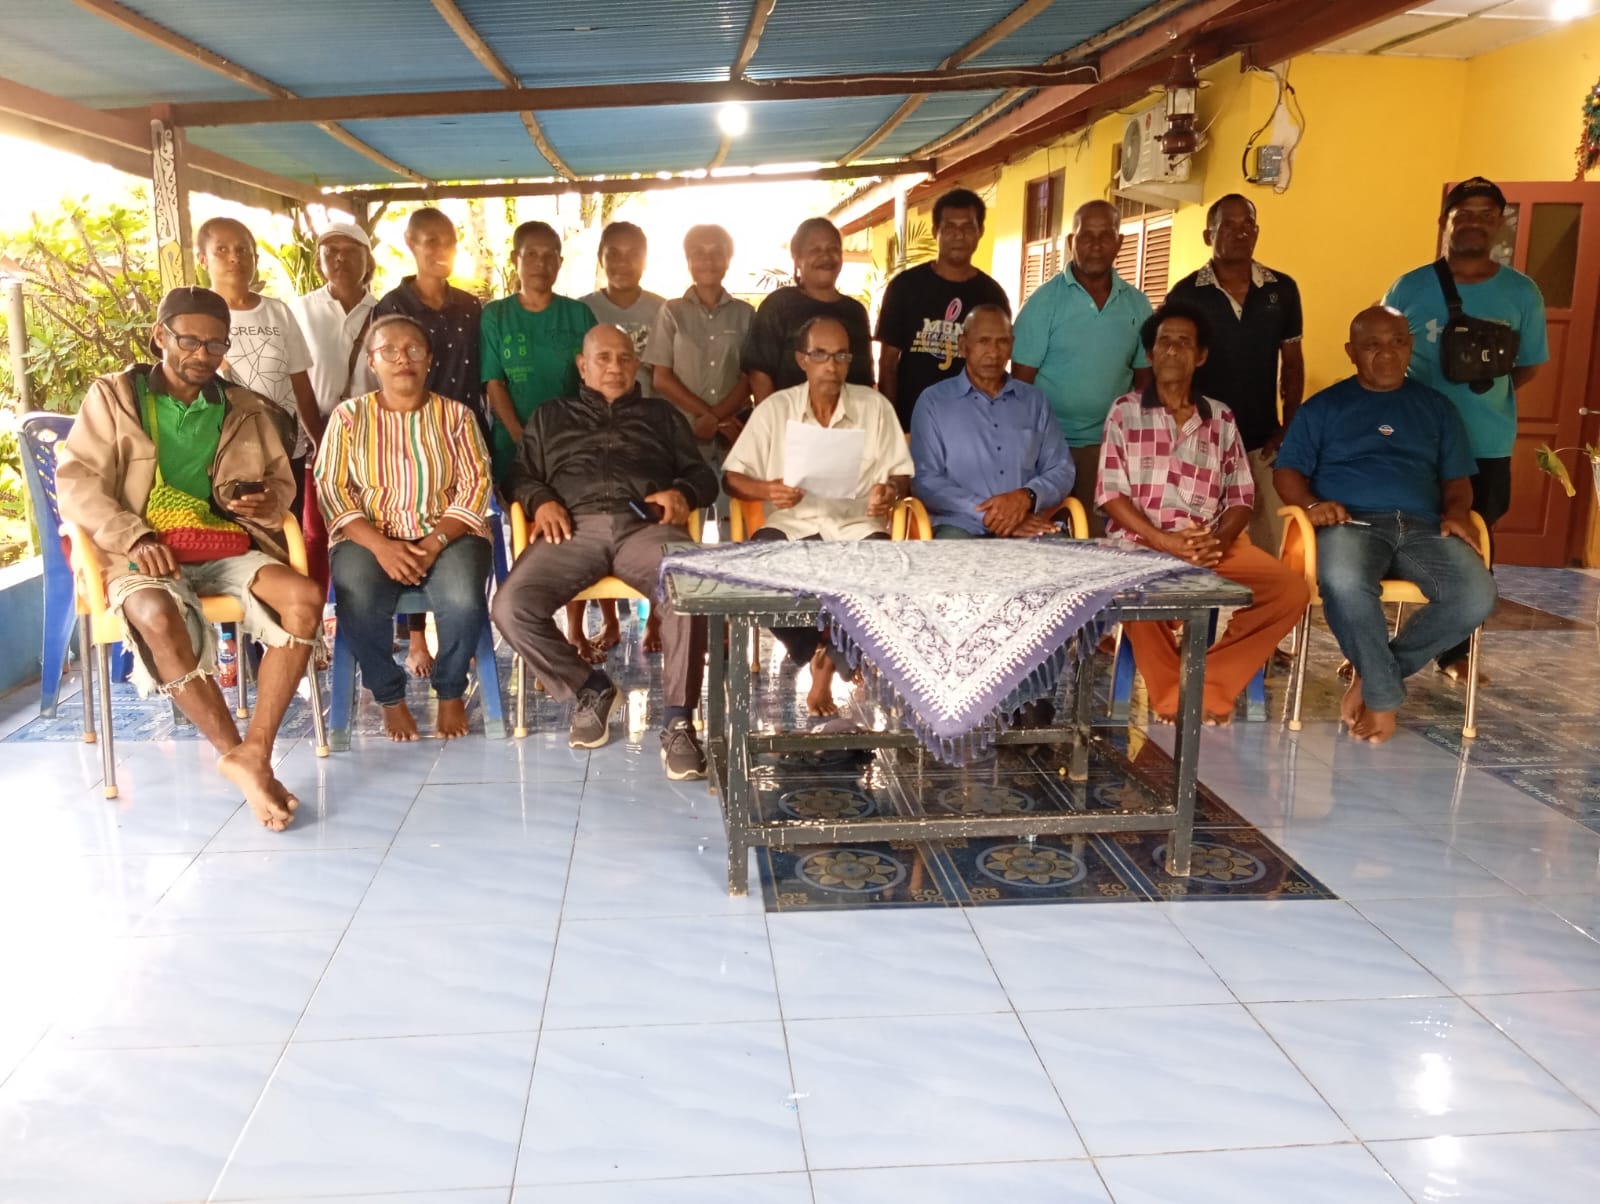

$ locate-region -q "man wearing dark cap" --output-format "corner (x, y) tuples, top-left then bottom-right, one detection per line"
(1382, 176), (1547, 681)
(57, 286), (324, 832)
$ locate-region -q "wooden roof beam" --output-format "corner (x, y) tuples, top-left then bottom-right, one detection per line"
(67, 0), (430, 185)
(135, 64), (1120, 127)
(708, 0), (778, 171)
(0, 75), (324, 206)
(428, 0), (577, 180)
(839, 0), (1056, 165)
(330, 159), (935, 205)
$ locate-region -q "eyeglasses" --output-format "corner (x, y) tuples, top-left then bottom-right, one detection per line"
(801, 349), (854, 364)
(373, 344), (429, 363)
(164, 324), (230, 356)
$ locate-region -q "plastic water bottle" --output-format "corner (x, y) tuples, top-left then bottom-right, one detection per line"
(218, 633), (238, 688)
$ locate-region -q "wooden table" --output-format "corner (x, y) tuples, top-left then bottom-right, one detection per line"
(665, 565), (1253, 896)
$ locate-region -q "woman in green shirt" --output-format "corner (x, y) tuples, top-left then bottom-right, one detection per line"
(481, 221), (597, 484)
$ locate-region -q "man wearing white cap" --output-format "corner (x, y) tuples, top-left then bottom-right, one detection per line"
(291, 221), (378, 589)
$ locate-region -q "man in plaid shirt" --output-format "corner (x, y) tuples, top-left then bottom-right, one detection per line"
(1097, 300), (1308, 724)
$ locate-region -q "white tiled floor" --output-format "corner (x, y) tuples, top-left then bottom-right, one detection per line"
(2, 678), (1600, 1202)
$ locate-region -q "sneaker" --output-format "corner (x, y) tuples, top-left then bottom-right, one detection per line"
(660, 717), (707, 781)
(569, 679), (621, 749)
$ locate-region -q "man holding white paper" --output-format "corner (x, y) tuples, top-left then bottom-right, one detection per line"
(723, 315), (913, 713)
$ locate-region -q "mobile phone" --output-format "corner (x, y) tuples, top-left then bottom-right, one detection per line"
(628, 498), (664, 523)
(231, 480), (265, 499)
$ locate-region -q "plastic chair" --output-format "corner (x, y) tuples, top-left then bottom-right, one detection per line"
(1277, 505), (1491, 738)
(505, 503), (701, 738)
(17, 412), (138, 715)
(64, 512), (329, 798)
(327, 578), (506, 751)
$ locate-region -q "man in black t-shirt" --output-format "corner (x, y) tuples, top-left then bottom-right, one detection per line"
(875, 188), (1011, 430)
(1166, 194), (1304, 553)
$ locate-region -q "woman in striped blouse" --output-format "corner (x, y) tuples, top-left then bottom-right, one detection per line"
(315, 314), (493, 741)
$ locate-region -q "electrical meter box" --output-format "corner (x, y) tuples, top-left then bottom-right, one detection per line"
(1256, 145), (1285, 183)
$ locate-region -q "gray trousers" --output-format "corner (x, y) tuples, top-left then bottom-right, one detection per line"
(491, 512), (705, 711)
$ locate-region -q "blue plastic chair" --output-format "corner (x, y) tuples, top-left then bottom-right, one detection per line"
(327, 585), (506, 751)
(1109, 616), (1268, 722)
(17, 412), (131, 716)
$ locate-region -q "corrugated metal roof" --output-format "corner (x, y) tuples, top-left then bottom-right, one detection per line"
(121, 0), (494, 96)
(971, 0), (1153, 66)
(454, 0), (748, 86)
(534, 105), (723, 175)
(746, 1), (1033, 76)
(719, 96), (907, 168)
(186, 124), (410, 186)
(0, 0), (1167, 189)
(338, 113), (557, 181)
(871, 90), (1009, 158)
(0, 0), (260, 107)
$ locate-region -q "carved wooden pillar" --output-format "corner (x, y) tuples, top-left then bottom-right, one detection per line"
(150, 113), (195, 290)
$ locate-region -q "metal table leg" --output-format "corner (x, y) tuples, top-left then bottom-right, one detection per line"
(1167, 610), (1209, 877)
(706, 615), (726, 741)
(723, 615), (753, 896)
(1070, 635), (1094, 782)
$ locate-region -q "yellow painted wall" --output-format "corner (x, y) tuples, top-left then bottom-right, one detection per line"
(1457, 11), (1600, 182)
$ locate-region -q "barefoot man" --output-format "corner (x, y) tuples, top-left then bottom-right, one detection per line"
(1099, 300), (1306, 727)
(723, 316), (913, 716)
(58, 287), (324, 829)
(1275, 306), (1497, 743)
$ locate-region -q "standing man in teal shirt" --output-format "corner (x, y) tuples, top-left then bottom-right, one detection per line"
(1382, 176), (1547, 681)
(1013, 199), (1153, 535)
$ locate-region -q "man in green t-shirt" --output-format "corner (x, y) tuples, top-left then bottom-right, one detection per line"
(481, 220), (597, 485)
(57, 286), (323, 832)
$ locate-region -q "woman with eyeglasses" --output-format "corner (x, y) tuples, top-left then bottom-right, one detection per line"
(315, 315), (494, 742)
(740, 216), (874, 404)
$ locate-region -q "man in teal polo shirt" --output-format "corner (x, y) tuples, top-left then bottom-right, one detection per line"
(1382, 176), (1547, 681)
(1013, 199), (1153, 535)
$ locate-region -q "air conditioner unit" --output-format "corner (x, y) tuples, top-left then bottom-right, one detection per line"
(1118, 108), (1190, 189)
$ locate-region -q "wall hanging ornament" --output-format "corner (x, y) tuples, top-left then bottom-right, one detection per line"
(1579, 76), (1600, 179)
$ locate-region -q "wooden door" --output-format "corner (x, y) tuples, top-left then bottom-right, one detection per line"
(1444, 182), (1600, 566)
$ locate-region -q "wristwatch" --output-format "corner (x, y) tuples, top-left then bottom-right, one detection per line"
(432, 530), (449, 549)
(1023, 487), (1038, 512)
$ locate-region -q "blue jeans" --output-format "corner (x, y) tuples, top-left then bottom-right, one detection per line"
(331, 535), (492, 706)
(1316, 513), (1496, 712)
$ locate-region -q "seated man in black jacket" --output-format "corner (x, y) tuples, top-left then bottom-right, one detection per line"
(492, 325), (718, 778)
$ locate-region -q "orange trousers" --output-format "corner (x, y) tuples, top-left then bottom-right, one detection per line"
(1124, 540), (1308, 717)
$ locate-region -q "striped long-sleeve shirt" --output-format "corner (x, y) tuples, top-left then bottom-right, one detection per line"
(314, 391), (491, 544)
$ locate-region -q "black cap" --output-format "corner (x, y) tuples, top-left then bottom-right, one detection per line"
(149, 285), (232, 356)
(1442, 176), (1507, 218)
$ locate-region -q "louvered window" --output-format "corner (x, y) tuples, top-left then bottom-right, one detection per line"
(1116, 212), (1174, 305)
(1021, 174), (1063, 303)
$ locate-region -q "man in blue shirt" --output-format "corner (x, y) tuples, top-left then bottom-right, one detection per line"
(1381, 176), (1546, 681)
(1275, 306), (1497, 745)
(1013, 200), (1153, 536)
(911, 305), (1075, 539)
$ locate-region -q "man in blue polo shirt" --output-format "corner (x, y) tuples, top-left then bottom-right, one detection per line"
(1382, 175), (1546, 682)
(1275, 306), (1497, 745)
(1013, 200), (1152, 535)
(911, 305), (1076, 539)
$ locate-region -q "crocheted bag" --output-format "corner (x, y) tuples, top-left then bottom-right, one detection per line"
(138, 375), (252, 564)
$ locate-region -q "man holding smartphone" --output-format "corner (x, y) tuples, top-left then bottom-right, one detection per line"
(492, 325), (718, 779)
(57, 286), (325, 830)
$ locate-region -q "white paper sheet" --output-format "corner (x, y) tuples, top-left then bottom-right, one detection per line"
(782, 420), (866, 499)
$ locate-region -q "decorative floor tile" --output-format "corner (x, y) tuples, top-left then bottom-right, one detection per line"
(812, 1162), (1111, 1203)
(1095, 1144), (1411, 1204)
(1369, 1130), (1600, 1202)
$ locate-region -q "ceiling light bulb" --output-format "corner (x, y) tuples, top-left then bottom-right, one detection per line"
(1552, 0), (1588, 21)
(718, 104), (749, 137)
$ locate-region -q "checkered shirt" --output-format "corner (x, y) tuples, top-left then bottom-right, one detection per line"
(1096, 388), (1254, 541)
